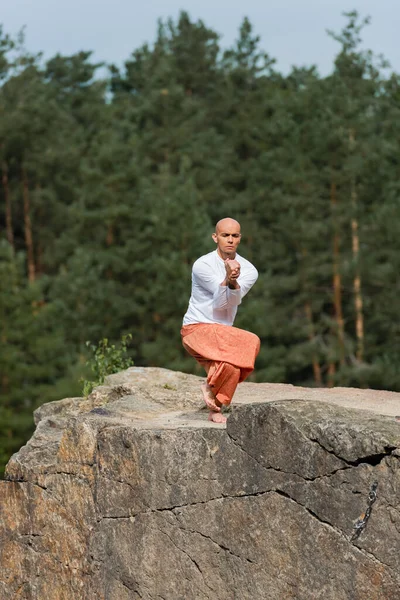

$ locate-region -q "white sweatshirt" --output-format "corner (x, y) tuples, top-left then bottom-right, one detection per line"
(183, 250), (258, 326)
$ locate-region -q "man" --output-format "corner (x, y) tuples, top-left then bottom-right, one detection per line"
(181, 217), (260, 423)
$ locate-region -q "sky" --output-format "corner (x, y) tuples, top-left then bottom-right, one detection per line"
(1, 0), (399, 76)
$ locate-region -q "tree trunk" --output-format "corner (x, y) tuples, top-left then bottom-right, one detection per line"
(0, 332), (8, 394)
(22, 168), (36, 283)
(1, 373), (9, 395)
(327, 362), (336, 388)
(106, 222), (114, 247)
(330, 179), (345, 365)
(2, 161), (14, 250)
(106, 222), (114, 280)
(351, 187), (364, 361)
(35, 184), (44, 277)
(304, 301), (322, 386)
(349, 130), (364, 361)
(300, 247), (322, 386)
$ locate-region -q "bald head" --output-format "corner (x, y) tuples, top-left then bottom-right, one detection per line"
(212, 217), (241, 259)
(215, 218), (241, 235)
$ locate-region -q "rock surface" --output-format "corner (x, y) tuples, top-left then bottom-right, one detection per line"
(1, 367), (400, 599)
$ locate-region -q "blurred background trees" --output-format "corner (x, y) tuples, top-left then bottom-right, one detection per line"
(1, 11), (400, 473)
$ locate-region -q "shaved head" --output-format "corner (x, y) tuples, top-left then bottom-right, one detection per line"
(215, 218), (241, 234)
(212, 217), (241, 259)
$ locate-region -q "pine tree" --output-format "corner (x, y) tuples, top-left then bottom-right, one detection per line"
(0, 242), (79, 475)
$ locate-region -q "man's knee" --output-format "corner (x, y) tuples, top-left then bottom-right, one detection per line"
(242, 330), (261, 353)
(253, 334), (261, 354)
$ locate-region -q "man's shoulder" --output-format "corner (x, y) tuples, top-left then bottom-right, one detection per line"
(193, 251), (218, 270)
(236, 253), (258, 274)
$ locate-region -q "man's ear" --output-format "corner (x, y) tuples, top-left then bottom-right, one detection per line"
(212, 233), (217, 244)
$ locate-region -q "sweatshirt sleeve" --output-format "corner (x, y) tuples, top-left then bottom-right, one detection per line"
(192, 260), (242, 310)
(238, 265), (259, 299)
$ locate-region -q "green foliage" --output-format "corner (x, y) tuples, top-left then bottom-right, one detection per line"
(82, 334), (134, 396)
(1, 10), (400, 473)
(163, 383), (177, 391)
(0, 242), (77, 476)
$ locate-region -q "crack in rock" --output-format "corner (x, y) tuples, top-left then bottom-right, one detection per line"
(158, 527), (213, 597)
(227, 427), (350, 482)
(170, 508), (256, 566)
(308, 436), (396, 467)
(273, 489), (397, 574)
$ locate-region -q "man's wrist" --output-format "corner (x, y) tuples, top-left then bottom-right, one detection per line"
(221, 276), (240, 289)
(228, 279), (240, 290)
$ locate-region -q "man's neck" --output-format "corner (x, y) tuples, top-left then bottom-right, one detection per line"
(217, 249), (237, 261)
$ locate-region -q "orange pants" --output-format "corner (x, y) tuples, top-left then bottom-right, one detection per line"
(181, 323), (260, 406)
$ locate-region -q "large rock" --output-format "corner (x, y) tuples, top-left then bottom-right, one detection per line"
(1, 367), (399, 599)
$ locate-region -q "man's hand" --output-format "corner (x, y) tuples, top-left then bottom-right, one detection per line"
(224, 259), (240, 288)
(225, 258), (240, 279)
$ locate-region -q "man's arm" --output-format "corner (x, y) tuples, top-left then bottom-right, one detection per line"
(192, 260), (238, 309)
(218, 258), (242, 306)
(193, 258), (254, 310)
(219, 259), (258, 305)
(233, 264), (258, 299)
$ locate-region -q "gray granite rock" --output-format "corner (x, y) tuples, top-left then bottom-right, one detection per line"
(1, 367), (399, 599)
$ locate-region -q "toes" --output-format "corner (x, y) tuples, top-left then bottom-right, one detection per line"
(208, 412), (227, 424)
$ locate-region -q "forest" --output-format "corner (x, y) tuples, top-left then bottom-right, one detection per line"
(1, 11), (400, 474)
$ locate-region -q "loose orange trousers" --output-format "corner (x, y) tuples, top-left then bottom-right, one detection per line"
(181, 323), (260, 406)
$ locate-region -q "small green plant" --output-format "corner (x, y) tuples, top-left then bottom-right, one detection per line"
(81, 334), (134, 396)
(162, 383), (177, 391)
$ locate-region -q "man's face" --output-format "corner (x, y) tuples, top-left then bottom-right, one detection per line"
(212, 220), (241, 258)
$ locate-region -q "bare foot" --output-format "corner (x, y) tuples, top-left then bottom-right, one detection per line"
(201, 383), (220, 412)
(208, 411), (227, 424)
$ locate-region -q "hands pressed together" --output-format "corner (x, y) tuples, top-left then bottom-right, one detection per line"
(225, 258), (241, 287)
